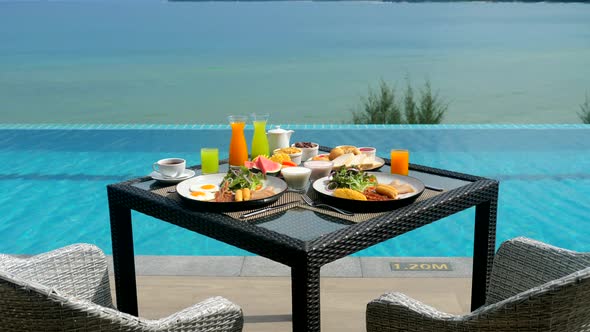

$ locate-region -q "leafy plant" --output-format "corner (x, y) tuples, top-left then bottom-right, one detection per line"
(415, 81), (448, 124)
(403, 80), (418, 124)
(351, 79), (448, 124)
(352, 80), (401, 124)
(579, 94), (590, 124)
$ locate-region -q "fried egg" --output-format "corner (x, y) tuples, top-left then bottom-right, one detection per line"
(190, 183), (219, 192)
(188, 190), (215, 201)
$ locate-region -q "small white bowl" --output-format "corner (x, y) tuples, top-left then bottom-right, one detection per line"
(292, 142), (319, 162)
(358, 147), (377, 162)
(273, 147), (303, 165)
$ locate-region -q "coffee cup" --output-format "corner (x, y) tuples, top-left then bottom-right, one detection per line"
(152, 158), (186, 178)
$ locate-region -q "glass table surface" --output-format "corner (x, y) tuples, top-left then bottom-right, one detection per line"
(131, 163), (472, 242)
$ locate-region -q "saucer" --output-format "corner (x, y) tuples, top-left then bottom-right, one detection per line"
(150, 169), (195, 184)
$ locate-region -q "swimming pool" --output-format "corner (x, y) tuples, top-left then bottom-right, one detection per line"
(1, 124), (589, 256)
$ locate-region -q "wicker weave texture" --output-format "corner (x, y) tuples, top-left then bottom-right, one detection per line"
(108, 150), (499, 331)
(0, 244), (244, 332)
(366, 237), (590, 332)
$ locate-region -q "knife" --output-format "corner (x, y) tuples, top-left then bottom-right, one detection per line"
(240, 202), (298, 219)
(425, 185), (444, 192)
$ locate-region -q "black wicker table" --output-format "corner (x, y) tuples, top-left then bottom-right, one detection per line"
(107, 147), (499, 332)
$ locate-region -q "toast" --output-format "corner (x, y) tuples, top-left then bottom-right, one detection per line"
(349, 154), (376, 169)
(332, 153), (354, 168)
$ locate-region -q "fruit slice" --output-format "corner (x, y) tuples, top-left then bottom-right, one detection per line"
(281, 161), (297, 168)
(251, 156), (282, 175)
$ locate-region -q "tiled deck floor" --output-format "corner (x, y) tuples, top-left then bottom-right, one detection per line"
(109, 256), (473, 332)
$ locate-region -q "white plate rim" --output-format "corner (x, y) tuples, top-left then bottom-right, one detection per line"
(150, 169), (195, 183)
(176, 173), (287, 202)
(312, 172), (424, 200)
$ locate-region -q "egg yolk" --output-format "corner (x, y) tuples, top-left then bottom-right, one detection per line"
(191, 191), (206, 197)
(201, 184), (216, 190)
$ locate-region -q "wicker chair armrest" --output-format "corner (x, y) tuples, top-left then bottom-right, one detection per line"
(470, 267), (590, 327)
(368, 268), (590, 332)
(486, 237), (590, 304)
(0, 243), (113, 307)
(147, 296), (243, 332)
(2, 272), (242, 332)
(366, 292), (458, 332)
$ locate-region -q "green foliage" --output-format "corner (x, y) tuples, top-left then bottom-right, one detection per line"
(352, 79), (448, 124)
(416, 81), (448, 124)
(579, 94), (590, 124)
(352, 80), (401, 124)
(403, 81), (418, 124)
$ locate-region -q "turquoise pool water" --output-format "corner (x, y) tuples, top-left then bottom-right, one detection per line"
(1, 124), (589, 256)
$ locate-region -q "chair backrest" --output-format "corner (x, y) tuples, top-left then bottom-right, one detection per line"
(471, 266), (590, 332)
(487, 237), (590, 305)
(0, 271), (146, 332)
(0, 246), (113, 307)
(474, 237), (590, 331)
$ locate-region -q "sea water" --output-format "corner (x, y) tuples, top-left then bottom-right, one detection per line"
(0, 1), (589, 124)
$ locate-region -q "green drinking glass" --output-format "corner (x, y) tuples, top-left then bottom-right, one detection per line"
(201, 148), (219, 174)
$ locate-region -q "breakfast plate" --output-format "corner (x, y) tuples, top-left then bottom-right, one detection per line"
(312, 172), (425, 212)
(176, 173), (288, 212)
(150, 169), (195, 184)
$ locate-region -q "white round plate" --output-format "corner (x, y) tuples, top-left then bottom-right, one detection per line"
(312, 172), (425, 212)
(150, 169), (195, 184)
(176, 173), (288, 212)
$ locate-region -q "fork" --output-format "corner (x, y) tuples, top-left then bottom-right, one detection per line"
(301, 193), (354, 216)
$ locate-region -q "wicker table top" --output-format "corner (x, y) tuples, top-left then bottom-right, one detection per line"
(107, 146), (499, 331)
(109, 146), (497, 265)
(136, 165), (463, 239)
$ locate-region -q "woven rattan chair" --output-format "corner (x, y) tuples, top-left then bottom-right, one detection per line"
(0, 243), (243, 332)
(366, 237), (590, 332)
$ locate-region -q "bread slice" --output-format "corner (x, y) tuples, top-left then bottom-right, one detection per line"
(349, 154), (366, 167)
(332, 153), (354, 168)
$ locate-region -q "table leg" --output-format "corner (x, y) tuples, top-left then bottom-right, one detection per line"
(109, 203), (138, 316)
(291, 263), (321, 332)
(471, 195), (498, 311)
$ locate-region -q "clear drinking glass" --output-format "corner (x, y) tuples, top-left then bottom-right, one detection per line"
(390, 149), (409, 175)
(201, 148), (219, 174)
(303, 160), (334, 183)
(228, 115), (249, 167)
(250, 113), (270, 159)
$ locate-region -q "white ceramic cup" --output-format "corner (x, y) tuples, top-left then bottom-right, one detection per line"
(280, 166), (311, 191)
(358, 147), (376, 162)
(152, 158), (186, 178)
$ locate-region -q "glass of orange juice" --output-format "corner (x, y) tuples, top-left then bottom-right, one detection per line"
(390, 149), (409, 175)
(228, 115), (249, 167)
